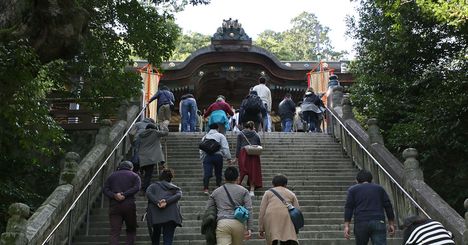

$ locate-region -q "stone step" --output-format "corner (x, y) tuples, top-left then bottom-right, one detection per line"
(73, 230), (402, 242)
(73, 133), (403, 244)
(73, 238), (403, 245)
(85, 216), (349, 229)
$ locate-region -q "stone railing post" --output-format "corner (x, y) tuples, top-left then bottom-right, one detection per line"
(331, 86), (344, 108)
(95, 119), (112, 146)
(59, 152), (80, 185)
(118, 101), (129, 121)
(341, 95), (355, 120)
(464, 199), (468, 245)
(403, 148), (424, 182)
(0, 203), (29, 245)
(367, 118), (384, 145)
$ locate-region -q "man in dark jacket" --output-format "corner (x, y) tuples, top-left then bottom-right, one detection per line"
(278, 93), (296, 132)
(148, 86), (175, 124)
(103, 161), (141, 245)
(239, 90), (267, 130)
(344, 170), (395, 245)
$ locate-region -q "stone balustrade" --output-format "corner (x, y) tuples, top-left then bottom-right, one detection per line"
(0, 103), (140, 245)
(327, 86), (466, 244)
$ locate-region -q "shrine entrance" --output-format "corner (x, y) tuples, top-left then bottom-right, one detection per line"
(136, 19), (352, 124)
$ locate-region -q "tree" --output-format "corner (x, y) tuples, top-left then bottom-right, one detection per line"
(348, 0), (468, 214)
(171, 31), (211, 61)
(0, 0), (209, 232)
(254, 12), (346, 61)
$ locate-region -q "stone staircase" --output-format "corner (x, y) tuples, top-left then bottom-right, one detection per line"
(73, 132), (402, 244)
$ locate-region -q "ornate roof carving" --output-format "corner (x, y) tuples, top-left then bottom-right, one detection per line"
(211, 18), (251, 41)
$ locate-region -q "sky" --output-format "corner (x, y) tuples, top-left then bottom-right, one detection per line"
(174, 0), (360, 59)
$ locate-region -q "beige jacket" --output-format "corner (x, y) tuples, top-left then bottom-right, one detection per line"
(258, 186), (300, 244)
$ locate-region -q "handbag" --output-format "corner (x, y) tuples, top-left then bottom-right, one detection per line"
(269, 188), (304, 233)
(240, 131), (263, 156)
(223, 185), (249, 223)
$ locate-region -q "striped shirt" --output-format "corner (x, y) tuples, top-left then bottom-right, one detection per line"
(404, 220), (454, 245)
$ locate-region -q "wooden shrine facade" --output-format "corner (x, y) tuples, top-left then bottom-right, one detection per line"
(136, 19), (353, 113)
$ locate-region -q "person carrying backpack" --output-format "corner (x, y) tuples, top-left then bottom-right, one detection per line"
(199, 124), (232, 195)
(239, 90), (267, 130)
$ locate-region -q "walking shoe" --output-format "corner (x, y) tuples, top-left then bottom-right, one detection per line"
(203, 189), (209, 195)
(249, 191), (255, 197)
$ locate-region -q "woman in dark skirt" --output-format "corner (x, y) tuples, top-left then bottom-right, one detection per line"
(235, 121), (262, 197)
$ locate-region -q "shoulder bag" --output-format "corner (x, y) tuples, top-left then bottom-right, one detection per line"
(240, 131), (263, 156)
(223, 185), (249, 223)
(269, 188), (304, 233)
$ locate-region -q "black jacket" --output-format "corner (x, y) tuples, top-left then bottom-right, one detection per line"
(278, 98), (296, 120)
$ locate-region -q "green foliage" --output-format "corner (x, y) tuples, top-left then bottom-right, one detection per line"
(170, 11), (345, 62)
(69, 0), (183, 114)
(0, 40), (66, 232)
(416, 0), (468, 29)
(171, 31), (211, 61)
(0, 0), (209, 233)
(254, 12), (346, 61)
(348, 0), (468, 215)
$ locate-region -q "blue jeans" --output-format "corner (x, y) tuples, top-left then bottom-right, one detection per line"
(152, 221), (177, 245)
(281, 118), (293, 132)
(354, 220), (387, 245)
(181, 99), (198, 132)
(203, 154), (223, 189)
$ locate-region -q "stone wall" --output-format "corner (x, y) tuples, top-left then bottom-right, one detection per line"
(0, 104), (140, 245)
(327, 86), (466, 244)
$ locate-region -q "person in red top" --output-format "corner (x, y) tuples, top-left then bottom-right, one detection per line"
(204, 95), (234, 133)
(203, 95), (234, 118)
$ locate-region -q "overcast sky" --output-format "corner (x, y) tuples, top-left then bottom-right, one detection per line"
(174, 0), (359, 59)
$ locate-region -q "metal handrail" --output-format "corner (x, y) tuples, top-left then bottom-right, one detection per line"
(326, 107), (431, 218)
(42, 105), (147, 245)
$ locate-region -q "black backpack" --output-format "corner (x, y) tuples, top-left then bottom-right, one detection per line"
(199, 138), (221, 154)
(244, 95), (263, 113)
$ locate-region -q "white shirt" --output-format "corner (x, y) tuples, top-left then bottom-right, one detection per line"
(252, 84), (272, 112)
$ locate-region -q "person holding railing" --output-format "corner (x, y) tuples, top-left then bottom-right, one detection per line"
(137, 123), (169, 193)
(344, 169), (395, 245)
(103, 161), (141, 245)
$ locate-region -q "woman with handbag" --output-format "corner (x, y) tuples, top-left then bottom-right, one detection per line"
(235, 121), (263, 197)
(259, 174), (300, 245)
(146, 168), (182, 245)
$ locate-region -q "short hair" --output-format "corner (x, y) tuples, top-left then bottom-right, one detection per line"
(146, 123), (157, 129)
(216, 95), (226, 102)
(209, 123), (219, 130)
(159, 168), (174, 182)
(272, 174), (288, 187)
(118, 161), (133, 170)
(402, 215), (427, 229)
(356, 169), (373, 183)
(224, 166), (239, 181)
(244, 121), (255, 130)
(258, 77), (267, 84)
(161, 85), (169, 90)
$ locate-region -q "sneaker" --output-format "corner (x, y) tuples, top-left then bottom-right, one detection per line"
(203, 189), (209, 195)
(249, 191), (255, 197)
